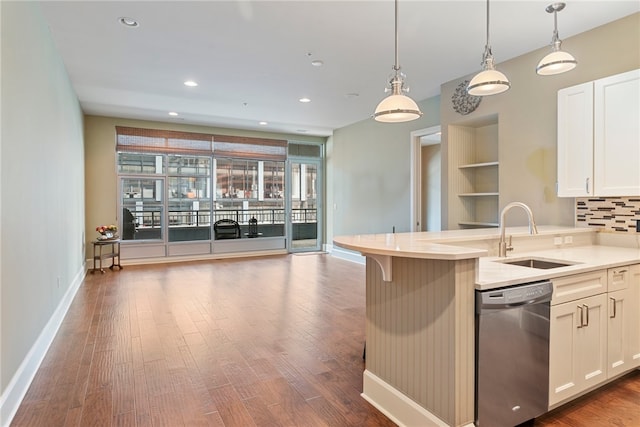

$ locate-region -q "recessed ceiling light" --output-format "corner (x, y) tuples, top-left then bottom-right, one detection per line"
(184, 80), (198, 87)
(299, 97), (311, 103)
(168, 112), (178, 116)
(345, 93), (360, 99)
(259, 121), (268, 126)
(311, 60), (324, 67)
(118, 17), (139, 27)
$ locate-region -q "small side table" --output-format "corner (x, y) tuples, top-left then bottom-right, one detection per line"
(91, 239), (122, 274)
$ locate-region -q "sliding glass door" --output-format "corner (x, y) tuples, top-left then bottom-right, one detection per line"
(287, 159), (322, 252)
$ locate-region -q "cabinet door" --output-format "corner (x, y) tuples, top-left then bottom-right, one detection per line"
(630, 265), (640, 368)
(549, 293), (608, 407)
(549, 300), (581, 406)
(575, 293), (608, 393)
(557, 82), (593, 197)
(594, 69), (640, 196)
(607, 288), (632, 377)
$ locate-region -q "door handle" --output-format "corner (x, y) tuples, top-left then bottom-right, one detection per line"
(577, 305), (584, 328)
(610, 297), (617, 319)
(583, 304), (589, 327)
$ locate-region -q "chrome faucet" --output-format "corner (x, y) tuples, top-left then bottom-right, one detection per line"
(498, 202), (538, 257)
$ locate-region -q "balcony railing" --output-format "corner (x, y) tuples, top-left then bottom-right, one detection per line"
(133, 208), (316, 229)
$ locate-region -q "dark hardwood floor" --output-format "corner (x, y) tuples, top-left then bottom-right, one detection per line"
(10, 254), (640, 426)
(534, 370), (640, 427)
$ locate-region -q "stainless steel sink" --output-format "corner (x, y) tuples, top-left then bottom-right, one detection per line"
(496, 257), (576, 269)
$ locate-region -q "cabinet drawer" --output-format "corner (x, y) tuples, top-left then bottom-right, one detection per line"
(608, 266), (631, 292)
(552, 270), (607, 305)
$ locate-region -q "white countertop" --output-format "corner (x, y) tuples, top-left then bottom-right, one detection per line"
(333, 226), (593, 260)
(333, 226), (640, 290)
(478, 245), (640, 290)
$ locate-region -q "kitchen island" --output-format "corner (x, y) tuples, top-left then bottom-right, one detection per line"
(333, 226), (640, 427)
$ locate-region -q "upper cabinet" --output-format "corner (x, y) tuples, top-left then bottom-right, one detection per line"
(557, 69), (640, 197)
(557, 82), (593, 197)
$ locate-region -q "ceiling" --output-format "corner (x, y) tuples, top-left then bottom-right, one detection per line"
(38, 1), (639, 137)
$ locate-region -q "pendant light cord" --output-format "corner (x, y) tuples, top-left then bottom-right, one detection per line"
(485, 0), (491, 48)
(394, 0), (399, 72)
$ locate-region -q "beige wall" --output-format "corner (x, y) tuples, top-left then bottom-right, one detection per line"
(329, 13), (639, 243)
(1, 1), (85, 419)
(441, 13), (640, 229)
(327, 14), (640, 244)
(83, 116), (325, 260)
(329, 96), (441, 240)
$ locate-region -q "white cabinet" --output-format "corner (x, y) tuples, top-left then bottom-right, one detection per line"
(627, 265), (640, 368)
(557, 82), (593, 197)
(557, 69), (640, 197)
(606, 267), (636, 378)
(549, 264), (640, 408)
(549, 291), (608, 407)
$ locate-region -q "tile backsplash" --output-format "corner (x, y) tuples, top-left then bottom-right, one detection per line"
(577, 197), (640, 232)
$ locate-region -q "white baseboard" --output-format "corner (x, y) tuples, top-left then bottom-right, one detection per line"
(0, 265), (86, 427)
(328, 245), (365, 264)
(362, 370), (451, 427)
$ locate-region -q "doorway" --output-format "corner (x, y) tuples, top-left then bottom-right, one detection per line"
(286, 158), (322, 252)
(410, 126), (442, 232)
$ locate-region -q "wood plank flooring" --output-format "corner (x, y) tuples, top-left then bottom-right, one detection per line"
(12, 254), (394, 427)
(10, 253), (640, 427)
(534, 370), (640, 427)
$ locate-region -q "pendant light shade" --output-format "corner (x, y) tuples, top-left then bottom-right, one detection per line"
(536, 3), (577, 76)
(374, 73), (422, 122)
(373, 0), (422, 123)
(467, 0), (510, 96)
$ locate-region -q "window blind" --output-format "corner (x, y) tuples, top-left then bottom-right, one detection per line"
(116, 126), (213, 155)
(115, 126), (287, 160)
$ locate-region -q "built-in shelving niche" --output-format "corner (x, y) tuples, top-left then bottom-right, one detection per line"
(449, 114), (499, 228)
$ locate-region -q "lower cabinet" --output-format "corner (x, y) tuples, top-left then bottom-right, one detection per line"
(549, 292), (608, 406)
(607, 266), (639, 377)
(626, 265), (640, 368)
(549, 264), (640, 408)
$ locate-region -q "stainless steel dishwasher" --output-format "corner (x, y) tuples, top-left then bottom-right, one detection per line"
(475, 280), (553, 427)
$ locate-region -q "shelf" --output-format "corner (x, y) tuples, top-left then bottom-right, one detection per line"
(458, 192), (499, 197)
(450, 118), (499, 230)
(458, 161), (499, 169)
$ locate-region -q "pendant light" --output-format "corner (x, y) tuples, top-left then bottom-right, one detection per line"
(467, 0), (510, 96)
(536, 3), (577, 76)
(373, 0), (422, 123)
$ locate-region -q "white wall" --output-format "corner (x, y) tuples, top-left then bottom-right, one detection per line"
(1, 3), (85, 424)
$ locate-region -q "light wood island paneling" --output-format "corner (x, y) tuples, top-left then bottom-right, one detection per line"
(363, 256), (476, 427)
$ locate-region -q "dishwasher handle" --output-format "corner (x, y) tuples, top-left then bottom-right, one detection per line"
(477, 281), (553, 313)
(479, 293), (552, 311)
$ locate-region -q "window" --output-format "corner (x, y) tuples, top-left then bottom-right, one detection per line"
(116, 126), (290, 245)
(121, 177), (164, 240)
(167, 155), (212, 241)
(214, 159), (285, 237)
